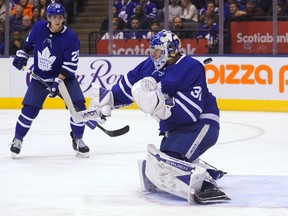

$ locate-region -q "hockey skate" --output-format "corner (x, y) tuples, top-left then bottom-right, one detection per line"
(10, 138), (22, 158)
(70, 132), (90, 158)
(194, 181), (231, 204)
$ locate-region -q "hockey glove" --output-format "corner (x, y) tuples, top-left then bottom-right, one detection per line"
(89, 84), (114, 119)
(131, 77), (174, 122)
(13, 50), (29, 70)
(48, 77), (63, 98)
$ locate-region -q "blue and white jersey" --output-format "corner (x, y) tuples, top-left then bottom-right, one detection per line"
(112, 54), (219, 132)
(142, 1), (158, 20)
(25, 20), (80, 80)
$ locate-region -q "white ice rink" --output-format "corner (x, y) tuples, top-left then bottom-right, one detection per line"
(0, 109), (288, 216)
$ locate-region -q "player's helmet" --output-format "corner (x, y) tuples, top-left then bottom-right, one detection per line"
(46, 2), (66, 20)
(150, 29), (181, 70)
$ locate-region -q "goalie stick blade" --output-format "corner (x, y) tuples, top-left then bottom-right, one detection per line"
(97, 124), (130, 137)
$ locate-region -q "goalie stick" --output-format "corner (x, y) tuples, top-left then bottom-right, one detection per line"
(24, 68), (129, 137)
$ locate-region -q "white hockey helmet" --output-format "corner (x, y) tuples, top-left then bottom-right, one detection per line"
(149, 29), (181, 70)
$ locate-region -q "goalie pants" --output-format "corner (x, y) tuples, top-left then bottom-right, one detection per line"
(159, 121), (219, 162)
(14, 78), (86, 140)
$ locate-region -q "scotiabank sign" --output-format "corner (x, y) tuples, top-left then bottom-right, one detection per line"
(231, 21), (288, 54)
(96, 38), (209, 55)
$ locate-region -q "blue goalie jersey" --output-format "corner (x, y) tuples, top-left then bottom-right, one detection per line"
(25, 20), (80, 80)
(112, 54), (219, 132)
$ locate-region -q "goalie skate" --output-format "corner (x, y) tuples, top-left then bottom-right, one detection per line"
(70, 132), (90, 158)
(194, 188), (231, 204)
(10, 138), (22, 158)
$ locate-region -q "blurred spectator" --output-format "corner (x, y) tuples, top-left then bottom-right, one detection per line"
(283, 0), (288, 15)
(225, 1), (248, 27)
(139, 0), (158, 20)
(256, 0), (272, 15)
(236, 0), (265, 20)
(0, 20), (4, 55)
(11, 0), (34, 20)
(191, 0), (206, 10)
(21, 15), (32, 41)
(267, 1), (288, 20)
(9, 29), (24, 55)
(150, 0), (163, 9)
(10, 5), (24, 31)
(171, 16), (190, 39)
(124, 16), (146, 39)
(179, 0), (198, 22)
(38, 0), (51, 20)
(196, 12), (219, 54)
(199, 1), (219, 24)
(224, 0), (245, 20)
(101, 17), (124, 40)
(29, 0), (38, 7)
(146, 19), (160, 39)
(31, 6), (41, 26)
(163, 0), (181, 23)
(115, 0), (137, 24)
(10, 0), (20, 11)
(0, 0), (6, 21)
(126, 4), (150, 30)
(224, 1), (248, 54)
(100, 6), (125, 38)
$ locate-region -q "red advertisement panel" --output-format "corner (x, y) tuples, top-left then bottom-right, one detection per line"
(231, 21), (288, 54)
(96, 38), (209, 55)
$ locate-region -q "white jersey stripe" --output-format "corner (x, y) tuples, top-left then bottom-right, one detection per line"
(185, 124), (210, 159)
(177, 91), (202, 113)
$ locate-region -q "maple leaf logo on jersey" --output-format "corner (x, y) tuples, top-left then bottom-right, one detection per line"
(37, 47), (56, 71)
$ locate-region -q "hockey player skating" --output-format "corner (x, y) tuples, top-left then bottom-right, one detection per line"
(10, 2), (89, 158)
(89, 30), (230, 204)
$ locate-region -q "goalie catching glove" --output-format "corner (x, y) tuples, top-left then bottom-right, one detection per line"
(89, 84), (114, 121)
(131, 77), (174, 121)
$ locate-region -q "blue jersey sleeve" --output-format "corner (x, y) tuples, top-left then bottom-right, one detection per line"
(111, 57), (154, 106)
(60, 30), (80, 78)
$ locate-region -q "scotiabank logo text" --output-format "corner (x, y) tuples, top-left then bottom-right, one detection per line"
(236, 33), (288, 43)
(112, 43), (197, 55)
(205, 64), (288, 93)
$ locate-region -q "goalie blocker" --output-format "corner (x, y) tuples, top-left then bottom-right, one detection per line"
(138, 144), (231, 204)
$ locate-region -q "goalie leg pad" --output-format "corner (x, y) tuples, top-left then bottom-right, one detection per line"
(145, 144), (207, 201)
(137, 159), (157, 192)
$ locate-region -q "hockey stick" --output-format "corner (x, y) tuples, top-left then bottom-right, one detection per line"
(24, 68), (129, 137)
(57, 81), (131, 137)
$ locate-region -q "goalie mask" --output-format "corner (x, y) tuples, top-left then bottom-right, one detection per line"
(150, 29), (181, 70)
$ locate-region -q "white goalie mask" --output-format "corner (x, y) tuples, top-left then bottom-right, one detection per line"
(149, 29), (181, 70)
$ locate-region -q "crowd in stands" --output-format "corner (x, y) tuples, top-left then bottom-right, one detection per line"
(100, 0), (288, 53)
(0, 0), (83, 55)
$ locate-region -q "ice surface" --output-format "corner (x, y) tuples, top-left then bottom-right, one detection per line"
(0, 109), (288, 216)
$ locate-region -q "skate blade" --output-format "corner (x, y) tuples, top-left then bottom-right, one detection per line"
(75, 151), (89, 158)
(11, 152), (19, 159)
(194, 194), (231, 204)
